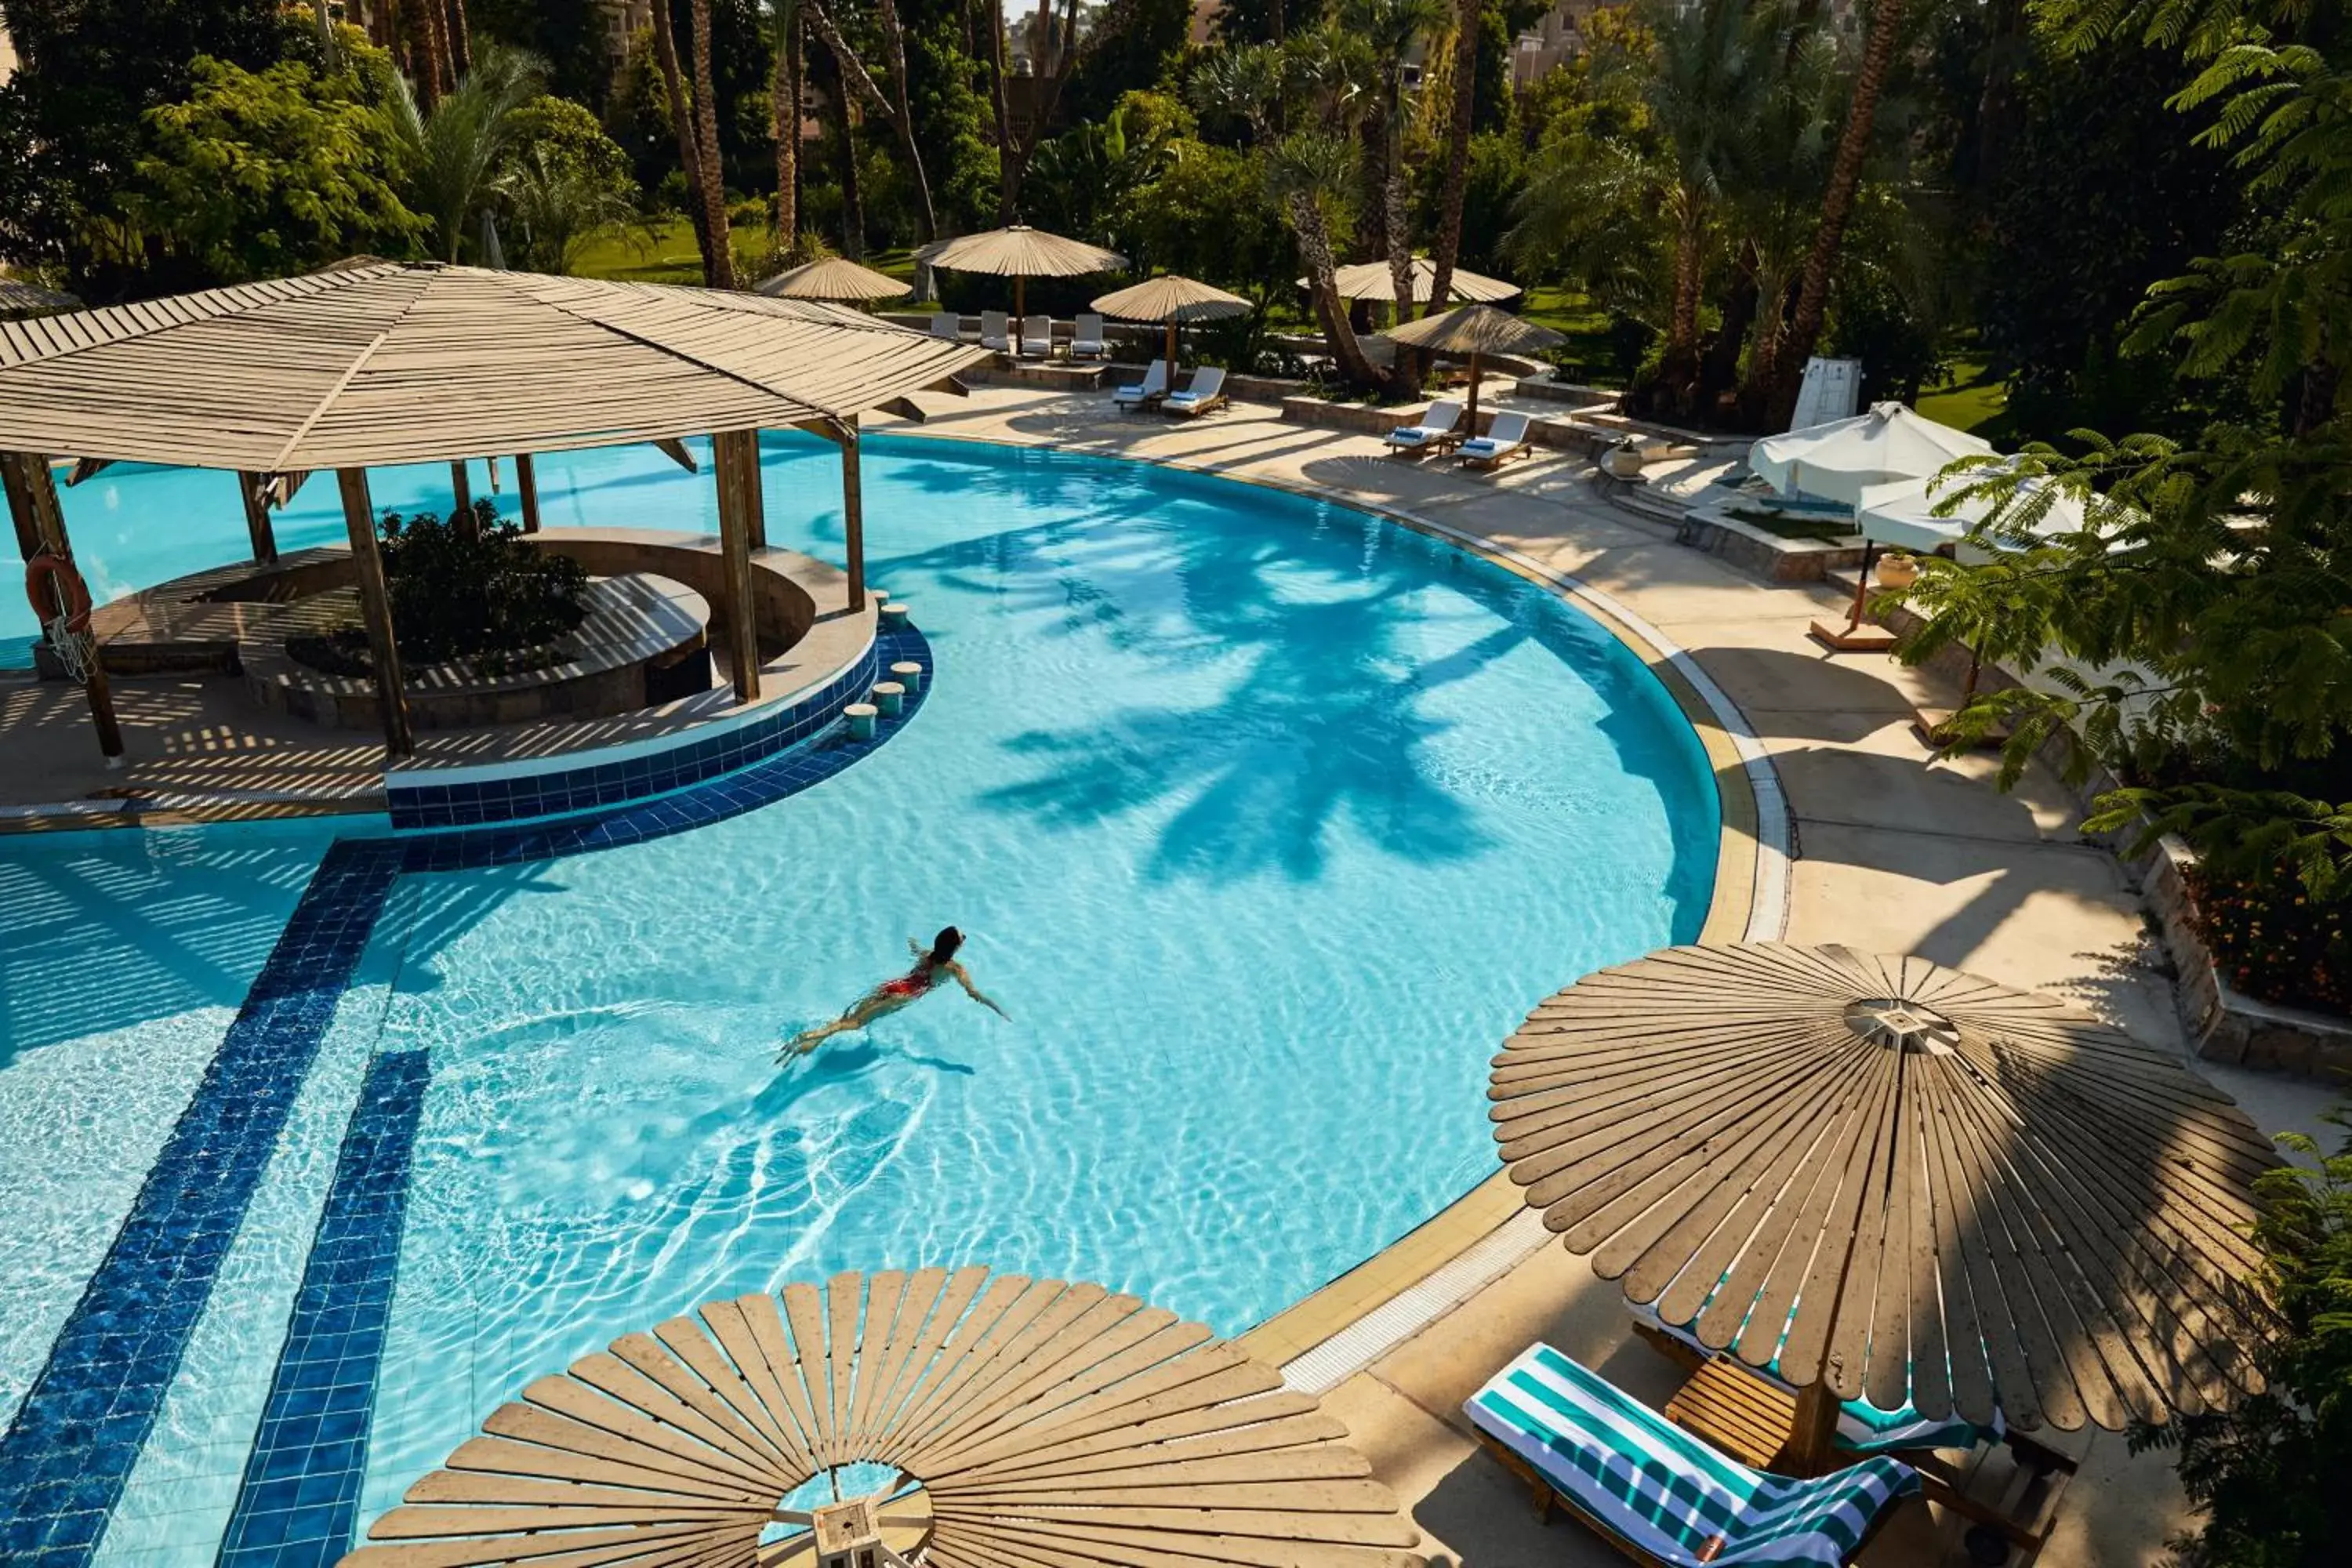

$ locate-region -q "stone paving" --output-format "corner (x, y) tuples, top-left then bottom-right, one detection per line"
(869, 386), (2342, 1568)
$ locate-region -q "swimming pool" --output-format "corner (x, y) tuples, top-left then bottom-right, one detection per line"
(0, 434), (1720, 1563)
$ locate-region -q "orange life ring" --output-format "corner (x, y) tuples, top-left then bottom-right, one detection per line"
(24, 550), (92, 633)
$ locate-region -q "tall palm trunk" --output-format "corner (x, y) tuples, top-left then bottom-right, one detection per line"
(1293, 196), (1387, 390)
(688, 0), (739, 288)
(773, 0), (802, 252)
(877, 0), (936, 240)
(650, 0), (724, 286)
(1382, 75), (1414, 321)
(1770, 0), (1901, 426)
(1425, 0), (1479, 320)
(984, 0), (1022, 220)
(445, 0), (472, 78)
(401, 0), (445, 107)
(815, 42), (866, 256)
(1657, 200), (1705, 406)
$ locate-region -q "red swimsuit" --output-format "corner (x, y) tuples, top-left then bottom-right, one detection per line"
(878, 963), (938, 1000)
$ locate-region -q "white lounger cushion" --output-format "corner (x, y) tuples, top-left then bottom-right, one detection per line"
(1112, 360), (1168, 405)
(1163, 366), (1225, 409)
(1070, 314), (1107, 356)
(1386, 398), (1464, 448)
(1458, 411), (1531, 459)
(979, 310), (1010, 350)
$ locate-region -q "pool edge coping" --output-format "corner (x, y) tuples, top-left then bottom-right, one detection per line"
(874, 424), (1793, 1382)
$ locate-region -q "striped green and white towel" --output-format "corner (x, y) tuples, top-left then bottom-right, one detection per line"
(1465, 1343), (1920, 1568)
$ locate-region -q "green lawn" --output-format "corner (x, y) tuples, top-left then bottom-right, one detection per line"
(1918, 356), (2010, 436)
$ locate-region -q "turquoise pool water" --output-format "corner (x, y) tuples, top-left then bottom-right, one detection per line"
(0, 435), (1718, 1558)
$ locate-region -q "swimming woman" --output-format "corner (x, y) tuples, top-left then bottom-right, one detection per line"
(782, 927), (1009, 1058)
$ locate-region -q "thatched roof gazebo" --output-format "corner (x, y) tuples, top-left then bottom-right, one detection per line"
(1486, 942), (2283, 1469)
(340, 1268), (1424, 1568)
(0, 262), (991, 760)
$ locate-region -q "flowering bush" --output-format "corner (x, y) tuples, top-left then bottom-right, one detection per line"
(2185, 864), (2352, 1017)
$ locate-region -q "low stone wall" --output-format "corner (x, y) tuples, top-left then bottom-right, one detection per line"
(1674, 505), (1867, 583)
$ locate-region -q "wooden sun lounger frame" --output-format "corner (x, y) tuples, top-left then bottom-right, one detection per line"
(1631, 1322), (2080, 1561)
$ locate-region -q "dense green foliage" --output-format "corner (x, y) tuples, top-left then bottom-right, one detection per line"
(131, 48), (423, 281)
(2129, 1109), (2352, 1568)
(380, 501), (590, 665)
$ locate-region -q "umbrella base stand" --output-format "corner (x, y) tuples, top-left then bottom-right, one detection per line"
(1808, 618), (1899, 653)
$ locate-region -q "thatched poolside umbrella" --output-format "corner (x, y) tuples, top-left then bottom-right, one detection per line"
(343, 1267), (1424, 1568)
(1300, 258), (1519, 306)
(1381, 303), (1566, 430)
(757, 256), (913, 305)
(1092, 274), (1252, 376)
(1488, 942), (2281, 1469)
(926, 224), (1126, 348)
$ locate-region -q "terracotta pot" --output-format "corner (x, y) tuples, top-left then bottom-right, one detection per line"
(1875, 553), (1920, 590)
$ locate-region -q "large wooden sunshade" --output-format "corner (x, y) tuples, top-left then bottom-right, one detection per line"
(342, 1267), (1423, 1568)
(1488, 942), (2281, 1439)
(0, 262), (990, 471)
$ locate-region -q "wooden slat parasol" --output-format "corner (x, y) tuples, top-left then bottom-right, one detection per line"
(1488, 942), (2281, 1465)
(0, 278), (81, 318)
(1092, 275), (1253, 376)
(339, 1268), (1424, 1568)
(926, 226), (1127, 347)
(757, 256), (914, 303)
(1381, 303), (1565, 430)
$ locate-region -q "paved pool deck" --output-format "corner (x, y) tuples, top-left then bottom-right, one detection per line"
(863, 387), (2337, 1568)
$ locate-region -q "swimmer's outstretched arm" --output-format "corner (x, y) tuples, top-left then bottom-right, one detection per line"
(949, 960), (1011, 1020)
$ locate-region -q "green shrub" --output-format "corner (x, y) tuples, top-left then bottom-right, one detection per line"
(380, 500), (588, 664)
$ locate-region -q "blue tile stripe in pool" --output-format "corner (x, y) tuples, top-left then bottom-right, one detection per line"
(0, 622), (931, 1567)
(0, 839), (405, 1566)
(383, 628), (892, 831)
(216, 1051), (430, 1568)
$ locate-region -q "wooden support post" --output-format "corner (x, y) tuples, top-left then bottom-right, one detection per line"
(2, 451), (39, 561)
(337, 467), (414, 758)
(449, 459), (473, 518)
(1789, 1379), (1843, 1476)
(515, 453), (541, 533)
(713, 430), (764, 704)
(237, 470), (280, 562)
(840, 414), (866, 613)
(17, 453), (124, 761)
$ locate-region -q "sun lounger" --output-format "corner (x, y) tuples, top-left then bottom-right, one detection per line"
(930, 312), (961, 343)
(1457, 409), (1533, 467)
(1465, 1343), (1918, 1568)
(1385, 397), (1463, 453)
(1161, 365), (1227, 416)
(1069, 313), (1108, 359)
(1112, 359), (1168, 410)
(1019, 317), (1054, 358)
(979, 310), (1011, 353)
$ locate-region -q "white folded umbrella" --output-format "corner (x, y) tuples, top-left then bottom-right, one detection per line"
(1751, 402), (1993, 505)
(1857, 471), (2085, 562)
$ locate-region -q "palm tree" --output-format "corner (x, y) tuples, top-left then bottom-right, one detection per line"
(1193, 42), (1389, 390)
(502, 146), (641, 274)
(1509, 0), (1769, 415)
(1340, 0), (1446, 320)
(1769, 0), (1904, 425)
(1424, 0), (1480, 320)
(388, 45), (546, 263)
(645, 0), (733, 287)
(688, 0), (739, 289)
(771, 0), (803, 254)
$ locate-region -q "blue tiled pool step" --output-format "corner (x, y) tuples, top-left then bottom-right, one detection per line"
(0, 839), (404, 1566)
(216, 1051), (430, 1568)
(0, 623), (932, 1566)
(384, 625), (895, 832)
